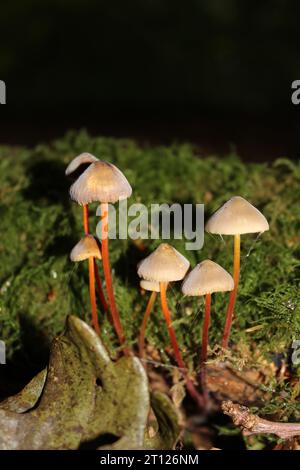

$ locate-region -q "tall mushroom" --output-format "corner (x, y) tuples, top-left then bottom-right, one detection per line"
(70, 235), (102, 335)
(66, 153), (108, 314)
(70, 160), (132, 348)
(138, 280), (160, 360)
(138, 243), (203, 408)
(205, 196), (269, 349)
(182, 260), (234, 404)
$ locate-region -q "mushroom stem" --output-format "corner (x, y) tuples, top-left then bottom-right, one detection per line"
(200, 293), (211, 405)
(100, 202), (127, 349)
(83, 204), (90, 235)
(94, 260), (109, 313)
(222, 233), (241, 349)
(83, 204), (108, 315)
(160, 282), (204, 409)
(138, 291), (157, 360)
(88, 256), (100, 335)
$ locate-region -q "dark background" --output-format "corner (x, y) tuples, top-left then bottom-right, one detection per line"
(1, 0), (300, 160)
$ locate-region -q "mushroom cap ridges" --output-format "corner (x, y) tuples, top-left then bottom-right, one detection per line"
(137, 243), (190, 282)
(65, 153), (98, 176)
(205, 196), (269, 235)
(182, 259), (234, 296)
(70, 235), (102, 262)
(140, 279), (160, 292)
(69, 160), (132, 205)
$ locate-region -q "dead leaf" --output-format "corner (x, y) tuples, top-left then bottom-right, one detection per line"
(0, 316), (179, 450)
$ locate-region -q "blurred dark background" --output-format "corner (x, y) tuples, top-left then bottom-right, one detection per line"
(1, 0), (300, 160)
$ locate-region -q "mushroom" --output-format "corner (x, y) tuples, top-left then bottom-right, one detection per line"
(205, 196), (269, 349)
(70, 161), (132, 348)
(138, 280), (160, 360)
(66, 153), (108, 315)
(66, 152), (98, 233)
(138, 243), (203, 408)
(182, 260), (234, 404)
(70, 235), (102, 335)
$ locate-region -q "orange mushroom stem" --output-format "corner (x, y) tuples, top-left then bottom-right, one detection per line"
(88, 256), (100, 335)
(200, 293), (211, 405)
(160, 282), (204, 409)
(100, 202), (127, 350)
(138, 290), (157, 360)
(83, 203), (108, 317)
(222, 234), (241, 349)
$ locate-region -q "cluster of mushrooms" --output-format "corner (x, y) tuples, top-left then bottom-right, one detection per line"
(66, 152), (269, 409)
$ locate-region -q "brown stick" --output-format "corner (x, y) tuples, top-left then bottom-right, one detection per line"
(222, 400), (300, 439)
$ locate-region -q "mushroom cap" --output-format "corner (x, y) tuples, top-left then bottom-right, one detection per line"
(65, 152), (98, 176)
(140, 279), (160, 293)
(69, 160), (132, 205)
(137, 243), (190, 282)
(182, 260), (234, 296)
(70, 235), (102, 262)
(205, 196), (269, 235)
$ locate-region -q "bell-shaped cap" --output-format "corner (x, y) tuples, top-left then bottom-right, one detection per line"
(137, 243), (190, 282)
(70, 235), (102, 262)
(65, 152), (98, 176)
(140, 279), (160, 293)
(69, 160), (132, 205)
(205, 196), (269, 235)
(182, 260), (234, 296)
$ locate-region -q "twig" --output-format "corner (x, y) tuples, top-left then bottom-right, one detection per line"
(222, 400), (300, 439)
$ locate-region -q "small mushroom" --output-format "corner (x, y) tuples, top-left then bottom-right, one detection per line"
(70, 161), (132, 350)
(137, 243), (189, 282)
(70, 235), (102, 335)
(70, 235), (101, 261)
(182, 260), (234, 404)
(138, 244), (203, 408)
(69, 160), (132, 205)
(205, 196), (269, 349)
(138, 280), (160, 360)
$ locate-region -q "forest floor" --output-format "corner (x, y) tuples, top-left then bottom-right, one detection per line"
(0, 131), (299, 449)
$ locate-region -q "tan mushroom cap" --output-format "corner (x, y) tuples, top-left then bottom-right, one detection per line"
(205, 196), (269, 235)
(70, 160), (132, 205)
(65, 153), (98, 176)
(140, 279), (160, 293)
(182, 260), (234, 296)
(137, 243), (190, 282)
(70, 235), (102, 262)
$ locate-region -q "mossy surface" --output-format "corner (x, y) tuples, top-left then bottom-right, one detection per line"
(0, 131), (299, 424)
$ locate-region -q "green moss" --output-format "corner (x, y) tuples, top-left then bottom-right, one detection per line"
(0, 131), (299, 387)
